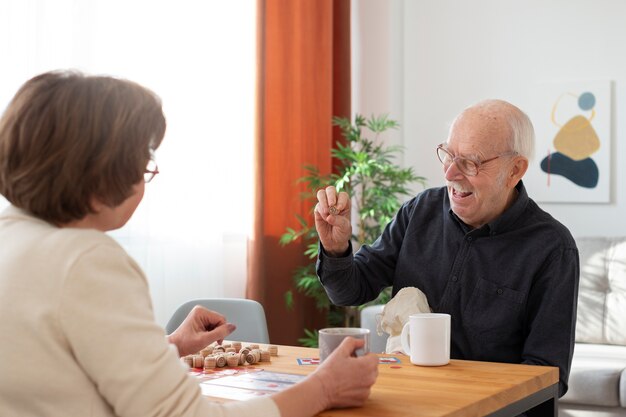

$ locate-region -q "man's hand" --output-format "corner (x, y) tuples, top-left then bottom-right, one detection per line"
(314, 186), (352, 257)
(167, 305), (236, 357)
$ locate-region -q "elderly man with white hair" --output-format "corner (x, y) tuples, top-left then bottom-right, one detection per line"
(314, 99), (579, 404)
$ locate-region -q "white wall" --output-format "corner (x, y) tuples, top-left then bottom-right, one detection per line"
(352, 0), (405, 151)
(355, 0), (626, 238)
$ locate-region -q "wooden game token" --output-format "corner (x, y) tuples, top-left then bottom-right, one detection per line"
(204, 356), (216, 370)
(232, 342), (242, 352)
(260, 351), (271, 362)
(267, 345), (278, 356)
(225, 347), (236, 353)
(248, 344), (260, 350)
(183, 356), (194, 367)
(329, 205), (338, 215)
(240, 347), (250, 357)
(193, 355), (203, 368)
(215, 355), (227, 368)
(226, 355), (239, 367)
(245, 353), (257, 364)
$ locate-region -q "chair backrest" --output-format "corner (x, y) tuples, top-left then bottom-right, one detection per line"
(360, 304), (388, 353)
(165, 298), (270, 344)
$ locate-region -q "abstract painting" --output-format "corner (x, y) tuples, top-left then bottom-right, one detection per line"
(525, 81), (611, 203)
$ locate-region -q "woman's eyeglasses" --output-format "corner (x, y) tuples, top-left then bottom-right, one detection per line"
(144, 158), (159, 183)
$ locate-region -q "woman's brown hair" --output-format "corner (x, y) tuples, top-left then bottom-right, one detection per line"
(0, 70), (166, 224)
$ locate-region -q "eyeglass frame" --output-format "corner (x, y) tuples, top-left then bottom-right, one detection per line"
(436, 143), (518, 177)
(144, 155), (159, 183)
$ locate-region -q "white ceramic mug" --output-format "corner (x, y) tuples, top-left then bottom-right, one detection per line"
(400, 313), (450, 366)
(318, 327), (370, 363)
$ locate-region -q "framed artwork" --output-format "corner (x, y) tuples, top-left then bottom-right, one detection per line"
(524, 81), (612, 203)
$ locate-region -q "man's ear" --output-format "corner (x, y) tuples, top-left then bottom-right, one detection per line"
(507, 156), (529, 188)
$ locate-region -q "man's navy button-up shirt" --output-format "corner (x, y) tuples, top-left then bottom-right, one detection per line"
(317, 181), (579, 397)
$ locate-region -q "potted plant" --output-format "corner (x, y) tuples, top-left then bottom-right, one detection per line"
(280, 114), (426, 347)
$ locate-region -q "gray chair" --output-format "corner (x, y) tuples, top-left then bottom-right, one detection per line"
(165, 298), (270, 344)
(360, 304), (388, 353)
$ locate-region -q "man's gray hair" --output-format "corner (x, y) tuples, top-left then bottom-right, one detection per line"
(504, 102), (535, 162)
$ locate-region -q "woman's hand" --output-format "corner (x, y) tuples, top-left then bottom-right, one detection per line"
(167, 305), (236, 357)
(272, 337), (379, 416)
(311, 337), (379, 409)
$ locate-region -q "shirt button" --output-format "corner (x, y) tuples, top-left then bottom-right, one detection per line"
(497, 288), (503, 295)
(467, 236), (473, 241)
(452, 276), (458, 282)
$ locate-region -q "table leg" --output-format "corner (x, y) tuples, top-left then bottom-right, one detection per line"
(487, 383), (558, 417)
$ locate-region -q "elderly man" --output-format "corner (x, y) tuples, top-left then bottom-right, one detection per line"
(314, 99), (579, 398)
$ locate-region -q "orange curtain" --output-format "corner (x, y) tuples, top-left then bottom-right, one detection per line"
(248, 0), (351, 345)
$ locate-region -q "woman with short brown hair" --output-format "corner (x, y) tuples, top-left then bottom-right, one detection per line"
(0, 70), (378, 417)
(0, 70), (165, 224)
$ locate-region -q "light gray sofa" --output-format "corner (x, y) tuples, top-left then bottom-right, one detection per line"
(559, 237), (626, 417)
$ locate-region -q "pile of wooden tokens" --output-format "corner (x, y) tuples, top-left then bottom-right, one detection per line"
(182, 342), (279, 371)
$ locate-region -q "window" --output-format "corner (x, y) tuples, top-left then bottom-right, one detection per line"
(0, 0), (256, 326)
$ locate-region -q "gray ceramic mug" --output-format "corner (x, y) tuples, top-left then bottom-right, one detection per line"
(318, 327), (370, 363)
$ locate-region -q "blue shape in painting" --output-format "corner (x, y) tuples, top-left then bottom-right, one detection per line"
(540, 152), (599, 188)
(578, 92), (596, 111)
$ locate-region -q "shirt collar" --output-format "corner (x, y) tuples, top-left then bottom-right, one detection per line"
(0, 204), (48, 225)
(446, 180), (529, 235)
(487, 180), (528, 234)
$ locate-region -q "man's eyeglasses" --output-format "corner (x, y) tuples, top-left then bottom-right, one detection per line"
(144, 158), (159, 183)
(436, 144), (517, 177)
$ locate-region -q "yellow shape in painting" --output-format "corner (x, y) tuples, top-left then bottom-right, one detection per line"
(553, 115), (600, 161)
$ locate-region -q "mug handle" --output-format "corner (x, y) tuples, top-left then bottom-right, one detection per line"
(400, 322), (411, 355)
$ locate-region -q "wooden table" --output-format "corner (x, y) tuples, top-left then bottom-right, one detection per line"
(204, 344), (559, 416)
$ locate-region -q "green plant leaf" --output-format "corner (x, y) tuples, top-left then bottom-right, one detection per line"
(282, 113), (427, 337)
(298, 328), (319, 348)
(284, 290), (294, 310)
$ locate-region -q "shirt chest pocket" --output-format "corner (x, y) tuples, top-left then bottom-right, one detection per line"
(463, 277), (526, 337)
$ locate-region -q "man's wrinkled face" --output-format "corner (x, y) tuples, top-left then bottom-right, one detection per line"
(443, 109), (516, 229)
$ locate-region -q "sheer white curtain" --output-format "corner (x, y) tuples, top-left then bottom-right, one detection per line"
(0, 0), (256, 326)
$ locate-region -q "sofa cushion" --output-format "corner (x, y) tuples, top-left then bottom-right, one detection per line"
(561, 343), (626, 407)
(575, 237), (626, 345)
